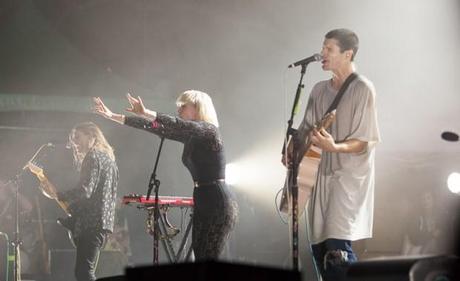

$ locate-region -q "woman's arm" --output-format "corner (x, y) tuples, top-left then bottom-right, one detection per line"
(93, 94), (158, 123)
(125, 93), (157, 120)
(93, 95), (219, 145)
(93, 97), (126, 124)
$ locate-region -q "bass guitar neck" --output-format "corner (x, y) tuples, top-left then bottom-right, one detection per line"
(25, 162), (71, 215)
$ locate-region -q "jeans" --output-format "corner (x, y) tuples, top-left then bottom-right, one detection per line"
(311, 239), (357, 281)
(74, 230), (106, 281)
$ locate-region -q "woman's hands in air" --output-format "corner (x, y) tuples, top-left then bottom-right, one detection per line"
(92, 97), (125, 124)
(93, 94), (156, 123)
(93, 97), (114, 119)
(125, 93), (157, 120)
(125, 93), (146, 116)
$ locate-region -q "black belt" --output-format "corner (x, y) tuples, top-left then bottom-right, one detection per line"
(194, 179), (225, 188)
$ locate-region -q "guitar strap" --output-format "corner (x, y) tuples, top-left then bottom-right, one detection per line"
(325, 72), (358, 115)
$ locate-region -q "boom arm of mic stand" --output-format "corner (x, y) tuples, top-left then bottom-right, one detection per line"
(282, 64), (307, 155)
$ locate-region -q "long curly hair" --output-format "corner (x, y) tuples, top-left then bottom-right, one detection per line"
(69, 122), (115, 170)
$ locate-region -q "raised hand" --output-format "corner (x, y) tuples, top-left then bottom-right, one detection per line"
(126, 93), (146, 116)
(93, 97), (114, 119)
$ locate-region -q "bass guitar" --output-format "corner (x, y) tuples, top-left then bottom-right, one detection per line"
(25, 161), (76, 247)
(280, 110), (336, 215)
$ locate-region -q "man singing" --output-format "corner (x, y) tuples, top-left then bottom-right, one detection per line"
(285, 28), (380, 280)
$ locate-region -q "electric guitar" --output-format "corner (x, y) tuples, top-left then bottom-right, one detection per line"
(25, 161), (76, 247)
(280, 110), (336, 215)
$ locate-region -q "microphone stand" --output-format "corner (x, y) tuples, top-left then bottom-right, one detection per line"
(282, 63), (308, 271)
(146, 137), (165, 265)
(8, 143), (50, 281)
(11, 174), (22, 281)
(0, 177), (21, 281)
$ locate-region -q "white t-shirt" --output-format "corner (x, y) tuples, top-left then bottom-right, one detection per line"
(297, 75), (381, 244)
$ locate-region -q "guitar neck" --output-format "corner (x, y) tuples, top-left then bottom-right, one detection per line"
(55, 199), (71, 215)
(301, 112), (337, 156)
(36, 174), (71, 215)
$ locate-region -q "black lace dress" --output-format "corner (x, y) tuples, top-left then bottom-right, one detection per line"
(125, 114), (238, 260)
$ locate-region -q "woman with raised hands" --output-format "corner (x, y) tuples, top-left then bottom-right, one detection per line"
(93, 91), (238, 261)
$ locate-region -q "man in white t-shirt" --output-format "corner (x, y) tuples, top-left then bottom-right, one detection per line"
(287, 28), (380, 281)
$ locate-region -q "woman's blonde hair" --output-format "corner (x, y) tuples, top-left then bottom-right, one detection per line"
(176, 90), (219, 127)
(69, 122), (115, 170)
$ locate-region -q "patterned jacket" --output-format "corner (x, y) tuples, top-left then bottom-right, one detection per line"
(58, 148), (118, 238)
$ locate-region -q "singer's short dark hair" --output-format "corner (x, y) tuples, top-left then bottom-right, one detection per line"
(325, 28), (359, 61)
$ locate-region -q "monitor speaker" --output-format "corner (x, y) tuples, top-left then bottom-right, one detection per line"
(346, 255), (459, 281)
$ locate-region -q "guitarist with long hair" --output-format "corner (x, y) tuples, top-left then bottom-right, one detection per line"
(284, 29), (380, 281)
(51, 122), (118, 281)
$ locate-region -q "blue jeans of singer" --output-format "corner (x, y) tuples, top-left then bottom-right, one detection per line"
(311, 239), (357, 281)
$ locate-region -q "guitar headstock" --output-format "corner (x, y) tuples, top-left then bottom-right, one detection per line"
(26, 161), (44, 177)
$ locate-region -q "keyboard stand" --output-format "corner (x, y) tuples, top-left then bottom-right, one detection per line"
(146, 206), (193, 263)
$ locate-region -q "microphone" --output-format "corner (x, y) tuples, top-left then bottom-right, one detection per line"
(288, 53), (322, 68)
(46, 142), (55, 148)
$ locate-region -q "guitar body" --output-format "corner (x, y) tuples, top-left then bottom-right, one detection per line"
(280, 111), (336, 215)
(57, 216), (77, 248)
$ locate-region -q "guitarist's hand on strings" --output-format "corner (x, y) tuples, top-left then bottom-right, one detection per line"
(312, 128), (368, 153)
(311, 128), (337, 152)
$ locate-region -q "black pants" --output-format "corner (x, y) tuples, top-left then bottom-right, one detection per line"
(74, 230), (106, 281)
(192, 182), (238, 260)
